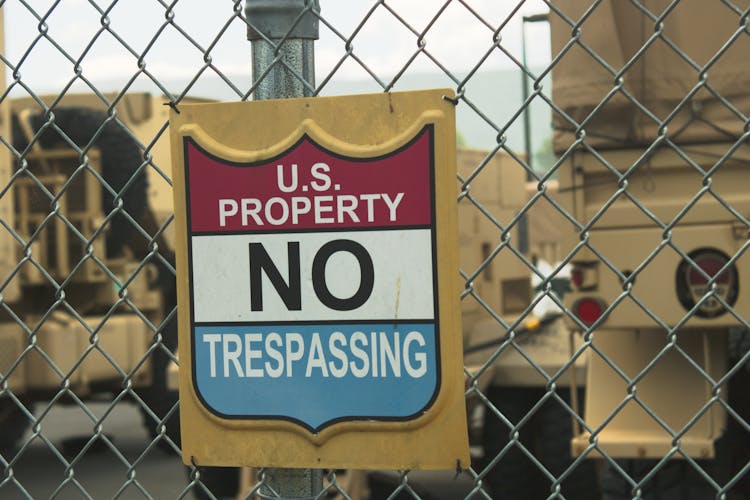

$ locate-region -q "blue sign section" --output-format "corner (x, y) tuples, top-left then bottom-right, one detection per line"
(193, 323), (438, 431)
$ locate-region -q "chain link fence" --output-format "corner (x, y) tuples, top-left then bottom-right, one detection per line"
(1, 0), (749, 498)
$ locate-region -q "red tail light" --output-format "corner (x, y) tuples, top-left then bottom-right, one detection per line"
(573, 297), (606, 326)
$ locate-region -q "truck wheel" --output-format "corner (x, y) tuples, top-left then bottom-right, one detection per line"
(601, 459), (715, 500)
(14, 107), (148, 257)
(139, 258), (181, 453)
(537, 389), (600, 500)
(481, 386), (544, 499)
(0, 400), (30, 457)
(727, 329), (750, 498)
(482, 386), (600, 499)
(189, 466), (240, 500)
(140, 390), (180, 454)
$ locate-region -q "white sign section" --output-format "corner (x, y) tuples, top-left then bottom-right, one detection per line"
(191, 230), (434, 322)
(184, 126), (440, 432)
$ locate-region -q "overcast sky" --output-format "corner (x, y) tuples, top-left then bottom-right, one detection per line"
(3, 0), (551, 97)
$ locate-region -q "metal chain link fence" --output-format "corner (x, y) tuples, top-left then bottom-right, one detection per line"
(1, 0), (749, 498)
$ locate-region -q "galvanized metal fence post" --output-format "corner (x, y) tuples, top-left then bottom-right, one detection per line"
(245, 0), (323, 498)
(247, 0), (318, 101)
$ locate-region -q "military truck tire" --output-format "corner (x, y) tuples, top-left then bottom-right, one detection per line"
(724, 349), (750, 498)
(15, 107), (147, 257)
(0, 400), (30, 457)
(140, 392), (181, 454)
(537, 388), (600, 500)
(481, 386), (599, 499)
(601, 459), (716, 500)
(189, 466), (240, 500)
(140, 260), (181, 453)
(481, 386), (543, 499)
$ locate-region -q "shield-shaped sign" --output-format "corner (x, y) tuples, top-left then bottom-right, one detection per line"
(170, 90), (469, 469)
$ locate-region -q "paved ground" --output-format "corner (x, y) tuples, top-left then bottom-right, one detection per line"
(1, 402), (193, 499)
(1, 402), (481, 499)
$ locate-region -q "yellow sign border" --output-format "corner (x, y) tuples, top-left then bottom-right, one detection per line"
(170, 89), (469, 469)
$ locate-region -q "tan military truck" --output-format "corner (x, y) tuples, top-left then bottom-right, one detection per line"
(313, 147), (595, 500)
(551, 1), (750, 497)
(458, 149), (599, 498)
(0, 86), (183, 455)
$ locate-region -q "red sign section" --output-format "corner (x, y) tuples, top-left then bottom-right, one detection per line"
(186, 127), (433, 233)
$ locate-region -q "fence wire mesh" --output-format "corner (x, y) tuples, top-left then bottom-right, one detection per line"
(0, 0), (749, 498)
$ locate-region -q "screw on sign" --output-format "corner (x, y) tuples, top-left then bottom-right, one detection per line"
(171, 90), (469, 470)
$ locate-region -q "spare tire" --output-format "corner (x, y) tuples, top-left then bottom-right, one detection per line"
(0, 399), (30, 458)
(12, 107), (148, 257)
